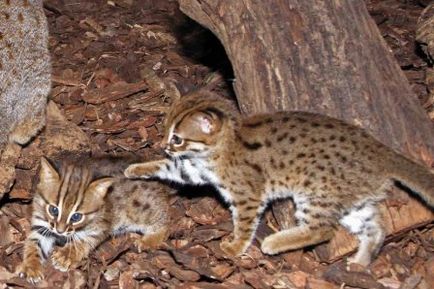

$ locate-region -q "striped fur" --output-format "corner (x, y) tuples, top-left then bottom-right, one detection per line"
(18, 155), (172, 283)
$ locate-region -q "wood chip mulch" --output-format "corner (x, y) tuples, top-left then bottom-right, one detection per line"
(0, 0), (433, 288)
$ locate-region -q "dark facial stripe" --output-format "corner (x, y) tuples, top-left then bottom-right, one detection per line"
(38, 242), (48, 259)
(31, 225), (47, 233)
(51, 164), (95, 226)
(199, 173), (211, 183)
(57, 165), (73, 210)
(180, 166), (192, 183)
(183, 138), (206, 144)
(74, 168), (91, 210)
(33, 215), (46, 221)
(32, 225), (64, 241)
(177, 155), (194, 161)
(173, 158), (180, 168)
(55, 169), (66, 205)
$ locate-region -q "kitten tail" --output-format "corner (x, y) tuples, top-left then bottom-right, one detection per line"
(390, 154), (434, 207)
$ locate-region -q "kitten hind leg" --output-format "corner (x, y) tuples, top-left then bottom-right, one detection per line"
(220, 199), (265, 257)
(262, 198), (336, 255)
(261, 225), (335, 255)
(135, 226), (169, 253)
(340, 203), (385, 267)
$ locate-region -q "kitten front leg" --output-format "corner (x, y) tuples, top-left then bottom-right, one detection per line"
(124, 159), (170, 179)
(51, 236), (101, 272)
(17, 234), (54, 283)
(220, 200), (264, 257)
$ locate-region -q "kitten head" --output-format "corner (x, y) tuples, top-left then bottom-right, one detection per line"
(32, 157), (113, 239)
(161, 90), (240, 158)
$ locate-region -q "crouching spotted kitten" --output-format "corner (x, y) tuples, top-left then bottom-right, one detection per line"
(125, 89), (434, 267)
(18, 155), (172, 283)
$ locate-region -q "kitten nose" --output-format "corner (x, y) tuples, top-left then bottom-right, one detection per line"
(55, 224), (67, 234)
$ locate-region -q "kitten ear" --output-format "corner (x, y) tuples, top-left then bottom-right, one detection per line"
(195, 111), (221, 135)
(87, 177), (114, 199)
(39, 157), (59, 183)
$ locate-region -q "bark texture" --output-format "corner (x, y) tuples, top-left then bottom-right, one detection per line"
(179, 0), (434, 162)
(179, 0), (434, 262)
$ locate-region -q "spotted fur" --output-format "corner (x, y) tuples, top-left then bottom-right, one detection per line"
(125, 89), (434, 266)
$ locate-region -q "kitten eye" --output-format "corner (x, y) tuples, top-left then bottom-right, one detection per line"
(70, 212), (83, 223)
(48, 205), (59, 217)
(170, 134), (184, 146)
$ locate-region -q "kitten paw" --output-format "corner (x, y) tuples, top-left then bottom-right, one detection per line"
(51, 248), (82, 272)
(346, 255), (371, 270)
(220, 240), (246, 257)
(261, 236), (280, 255)
(134, 229), (167, 253)
(51, 250), (72, 272)
(124, 164), (152, 179)
(17, 262), (44, 284)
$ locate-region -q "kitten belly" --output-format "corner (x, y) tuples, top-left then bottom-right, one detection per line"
(340, 202), (377, 234)
(111, 215), (161, 236)
(112, 224), (150, 235)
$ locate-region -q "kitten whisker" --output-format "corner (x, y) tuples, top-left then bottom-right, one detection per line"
(124, 92), (434, 266)
(20, 155), (172, 281)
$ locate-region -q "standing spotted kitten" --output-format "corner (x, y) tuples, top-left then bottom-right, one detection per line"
(18, 155), (172, 283)
(0, 0), (51, 151)
(125, 90), (434, 267)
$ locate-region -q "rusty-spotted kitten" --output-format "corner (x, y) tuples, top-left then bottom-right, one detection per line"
(125, 89), (434, 267)
(18, 155), (172, 283)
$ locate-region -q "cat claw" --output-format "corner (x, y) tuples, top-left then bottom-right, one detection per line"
(28, 277), (43, 285)
(17, 267), (44, 284)
(52, 263), (69, 272)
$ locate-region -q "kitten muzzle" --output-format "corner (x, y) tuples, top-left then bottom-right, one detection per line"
(32, 225), (68, 245)
(54, 236), (67, 247)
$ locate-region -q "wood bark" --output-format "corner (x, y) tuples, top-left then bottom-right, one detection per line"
(179, 0), (434, 262)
